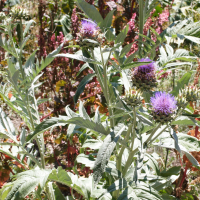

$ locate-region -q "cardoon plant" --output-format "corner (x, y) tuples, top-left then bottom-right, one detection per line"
(0, 0), (200, 199)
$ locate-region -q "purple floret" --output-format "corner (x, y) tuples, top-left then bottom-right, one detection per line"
(137, 58), (156, 73)
(150, 91), (177, 115)
(80, 20), (98, 37)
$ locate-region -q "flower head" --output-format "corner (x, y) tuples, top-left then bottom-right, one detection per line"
(132, 58), (157, 90)
(80, 20), (98, 37)
(151, 91), (177, 115)
(135, 58), (156, 75)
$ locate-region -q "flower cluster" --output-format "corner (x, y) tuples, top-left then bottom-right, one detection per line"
(132, 58), (157, 90)
(150, 91), (177, 123)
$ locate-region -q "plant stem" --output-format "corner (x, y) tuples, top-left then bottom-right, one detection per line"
(117, 123), (133, 172)
(122, 107), (137, 176)
(165, 148), (169, 169)
(179, 166), (188, 188)
(145, 123), (162, 145)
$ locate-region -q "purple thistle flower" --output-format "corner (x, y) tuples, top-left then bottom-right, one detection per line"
(150, 91), (177, 115)
(80, 20), (98, 37)
(137, 58), (156, 73)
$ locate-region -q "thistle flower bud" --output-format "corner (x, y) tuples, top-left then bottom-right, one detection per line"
(77, 19), (100, 48)
(150, 91), (177, 124)
(124, 89), (143, 107)
(10, 5), (29, 20)
(176, 91), (187, 109)
(132, 58), (157, 91)
(181, 85), (199, 102)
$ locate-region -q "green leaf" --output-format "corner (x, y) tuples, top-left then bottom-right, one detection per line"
(0, 108), (18, 143)
(171, 116), (196, 126)
(178, 133), (200, 152)
(68, 117), (110, 134)
(93, 131), (121, 185)
(153, 135), (200, 167)
(184, 35), (200, 44)
(26, 117), (68, 142)
(37, 44), (63, 74)
(120, 42), (134, 58)
(55, 53), (101, 64)
(160, 166), (181, 177)
(170, 128), (181, 153)
(82, 138), (103, 149)
(74, 73), (95, 104)
(48, 167), (93, 199)
(23, 20), (35, 37)
(171, 72), (192, 96)
(111, 61), (151, 73)
(0, 184), (13, 200)
(46, 182), (66, 200)
(115, 25), (129, 44)
(105, 29), (116, 42)
(125, 51), (139, 64)
(101, 10), (115, 29)
(27, 115), (109, 142)
(76, 153), (95, 168)
(5, 169), (51, 200)
(75, 0), (103, 25)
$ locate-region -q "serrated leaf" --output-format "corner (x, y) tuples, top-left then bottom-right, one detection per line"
(93, 132), (120, 185)
(5, 169), (51, 200)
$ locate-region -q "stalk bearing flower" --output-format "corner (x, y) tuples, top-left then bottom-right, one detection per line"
(77, 19), (99, 48)
(132, 58), (157, 91)
(150, 91), (177, 123)
(124, 89), (143, 107)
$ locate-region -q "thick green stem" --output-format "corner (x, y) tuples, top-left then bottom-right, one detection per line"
(117, 123), (133, 172)
(165, 149), (169, 169)
(101, 46), (114, 128)
(122, 107), (137, 176)
(18, 19), (25, 80)
(145, 123), (162, 145)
